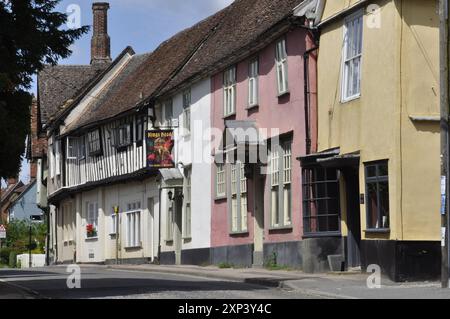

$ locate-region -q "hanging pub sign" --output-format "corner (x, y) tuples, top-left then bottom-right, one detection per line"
(146, 130), (175, 169)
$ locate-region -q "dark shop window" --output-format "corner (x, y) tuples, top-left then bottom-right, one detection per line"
(365, 161), (390, 230)
(302, 167), (340, 235)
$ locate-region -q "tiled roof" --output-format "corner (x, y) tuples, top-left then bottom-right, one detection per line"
(161, 0), (303, 95)
(58, 0), (304, 133)
(37, 64), (107, 126)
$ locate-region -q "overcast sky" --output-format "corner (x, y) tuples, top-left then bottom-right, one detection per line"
(11, 0), (233, 186)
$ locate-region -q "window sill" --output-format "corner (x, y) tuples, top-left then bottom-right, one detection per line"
(341, 94), (361, 104)
(269, 225), (293, 232)
(277, 91), (290, 98)
(364, 228), (390, 234)
(215, 196), (227, 202)
(223, 112), (236, 120)
(303, 231), (342, 239)
(85, 237), (99, 241)
(125, 246), (142, 250)
(230, 231), (249, 236)
(246, 104), (259, 111)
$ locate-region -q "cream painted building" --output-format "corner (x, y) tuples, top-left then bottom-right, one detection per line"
(298, 0), (440, 281)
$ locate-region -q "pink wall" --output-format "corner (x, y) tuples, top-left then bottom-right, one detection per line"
(210, 27), (317, 248)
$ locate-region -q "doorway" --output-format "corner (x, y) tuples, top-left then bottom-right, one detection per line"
(344, 168), (361, 268)
(253, 168), (265, 267)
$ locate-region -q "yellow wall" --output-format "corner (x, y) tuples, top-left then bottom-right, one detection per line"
(317, 0), (440, 241)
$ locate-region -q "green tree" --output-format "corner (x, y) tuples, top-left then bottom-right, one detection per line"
(0, 0), (89, 179)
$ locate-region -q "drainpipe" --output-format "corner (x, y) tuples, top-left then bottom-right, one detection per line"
(303, 45), (318, 155)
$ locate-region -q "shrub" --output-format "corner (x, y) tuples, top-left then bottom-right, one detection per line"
(218, 262), (233, 269)
(0, 248), (12, 265)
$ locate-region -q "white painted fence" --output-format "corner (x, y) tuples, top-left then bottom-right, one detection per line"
(16, 254), (46, 268)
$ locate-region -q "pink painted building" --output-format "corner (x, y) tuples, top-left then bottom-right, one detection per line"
(210, 24), (320, 268)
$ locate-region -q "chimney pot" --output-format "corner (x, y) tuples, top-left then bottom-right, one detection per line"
(91, 2), (111, 65)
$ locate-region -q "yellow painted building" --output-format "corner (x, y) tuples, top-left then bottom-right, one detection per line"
(298, 0), (440, 281)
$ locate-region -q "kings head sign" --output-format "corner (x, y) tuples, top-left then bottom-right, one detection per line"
(146, 130), (175, 169)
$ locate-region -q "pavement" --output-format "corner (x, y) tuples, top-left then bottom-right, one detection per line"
(106, 263), (450, 299)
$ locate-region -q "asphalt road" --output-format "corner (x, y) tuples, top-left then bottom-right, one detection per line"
(0, 266), (319, 299)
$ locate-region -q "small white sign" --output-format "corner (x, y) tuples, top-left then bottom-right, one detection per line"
(0, 225), (6, 239)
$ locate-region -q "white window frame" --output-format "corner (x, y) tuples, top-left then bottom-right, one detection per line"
(110, 211), (118, 235)
(229, 162), (248, 234)
(183, 168), (192, 239)
(216, 163), (226, 198)
(49, 143), (55, 179)
(341, 10), (363, 102)
(67, 137), (78, 160)
(248, 58), (259, 107)
(55, 140), (61, 176)
(125, 201), (142, 248)
(183, 89), (191, 136)
(223, 66), (236, 117)
(275, 38), (289, 95)
(269, 140), (292, 228)
(86, 202), (99, 239)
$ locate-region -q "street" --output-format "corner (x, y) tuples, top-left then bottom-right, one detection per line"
(0, 266), (317, 299)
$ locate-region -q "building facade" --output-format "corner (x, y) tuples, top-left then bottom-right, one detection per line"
(301, 0), (440, 281)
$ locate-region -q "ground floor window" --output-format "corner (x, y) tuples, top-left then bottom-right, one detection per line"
(166, 201), (174, 241)
(302, 167), (340, 235)
(269, 140), (292, 228)
(365, 161), (390, 230)
(86, 202), (98, 238)
(183, 168), (192, 239)
(126, 203), (141, 248)
(229, 162), (248, 233)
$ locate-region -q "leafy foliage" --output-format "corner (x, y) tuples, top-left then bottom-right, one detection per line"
(5, 219), (46, 254)
(0, 0), (89, 179)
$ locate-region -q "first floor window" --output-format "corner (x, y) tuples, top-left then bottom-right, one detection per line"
(183, 168), (192, 239)
(275, 38), (289, 95)
(229, 162), (248, 233)
(164, 99), (173, 127)
(55, 140), (61, 176)
(87, 129), (102, 156)
(67, 138), (78, 160)
(86, 202), (98, 238)
(223, 66), (236, 117)
(248, 58), (259, 106)
(342, 11), (363, 101)
(303, 167), (340, 234)
(270, 140), (292, 228)
(183, 89), (191, 135)
(113, 123), (132, 149)
(135, 116), (145, 144)
(365, 161), (390, 230)
(216, 164), (226, 198)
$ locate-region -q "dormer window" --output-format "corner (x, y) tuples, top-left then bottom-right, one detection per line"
(87, 129), (102, 156)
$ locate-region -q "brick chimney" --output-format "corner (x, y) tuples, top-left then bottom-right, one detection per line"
(91, 2), (111, 65)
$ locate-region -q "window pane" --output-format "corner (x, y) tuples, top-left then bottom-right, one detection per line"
(366, 166), (377, 178)
(379, 181), (390, 228)
(378, 163), (388, 177)
(367, 182), (378, 229)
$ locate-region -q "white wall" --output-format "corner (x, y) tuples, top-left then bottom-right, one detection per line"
(160, 78), (212, 253)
